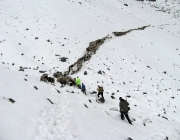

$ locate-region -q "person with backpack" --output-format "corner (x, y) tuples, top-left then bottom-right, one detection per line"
(75, 77), (81, 89)
(119, 97), (132, 125)
(81, 83), (86, 95)
(97, 85), (104, 98)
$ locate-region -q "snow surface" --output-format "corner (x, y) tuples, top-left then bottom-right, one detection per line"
(0, 0), (180, 140)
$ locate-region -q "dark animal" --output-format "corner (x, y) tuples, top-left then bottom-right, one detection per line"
(40, 74), (48, 82)
(48, 77), (55, 84)
(57, 76), (66, 87)
(53, 71), (60, 78)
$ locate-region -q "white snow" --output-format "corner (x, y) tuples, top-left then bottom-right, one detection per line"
(0, 0), (180, 140)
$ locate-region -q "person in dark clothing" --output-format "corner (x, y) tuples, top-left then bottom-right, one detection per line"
(97, 85), (104, 98)
(119, 97), (132, 125)
(81, 83), (86, 95)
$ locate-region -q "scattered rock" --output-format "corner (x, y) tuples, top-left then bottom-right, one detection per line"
(84, 104), (88, 108)
(89, 99), (92, 103)
(105, 111), (110, 115)
(97, 70), (102, 74)
(19, 68), (24, 71)
(39, 70), (46, 73)
(143, 118), (152, 126)
(84, 71), (87, 75)
(47, 98), (54, 104)
(111, 96), (115, 99)
(34, 86), (38, 90)
(47, 39), (51, 42)
(126, 95), (131, 98)
(9, 98), (15, 104)
(35, 37), (39, 39)
(163, 71), (167, 74)
(61, 57), (68, 62)
(124, 3), (128, 6)
(126, 137), (133, 140)
(162, 116), (168, 120)
(56, 89), (60, 93)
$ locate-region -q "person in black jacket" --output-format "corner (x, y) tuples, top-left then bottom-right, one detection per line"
(119, 97), (132, 125)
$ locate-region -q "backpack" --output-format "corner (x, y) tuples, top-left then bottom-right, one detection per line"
(99, 86), (104, 92)
(125, 100), (130, 111)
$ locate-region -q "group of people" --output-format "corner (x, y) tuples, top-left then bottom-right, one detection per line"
(75, 77), (132, 125)
(75, 77), (86, 95)
(75, 77), (104, 98)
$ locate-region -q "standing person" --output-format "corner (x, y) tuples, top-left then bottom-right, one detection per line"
(97, 85), (104, 98)
(81, 83), (86, 95)
(119, 97), (132, 125)
(75, 77), (81, 89)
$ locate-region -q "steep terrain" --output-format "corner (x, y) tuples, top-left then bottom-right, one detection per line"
(0, 0), (180, 140)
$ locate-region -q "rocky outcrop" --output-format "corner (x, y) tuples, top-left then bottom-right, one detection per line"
(40, 25), (150, 90)
(113, 25), (150, 37)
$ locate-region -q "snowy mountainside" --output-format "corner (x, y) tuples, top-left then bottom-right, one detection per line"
(0, 0), (180, 140)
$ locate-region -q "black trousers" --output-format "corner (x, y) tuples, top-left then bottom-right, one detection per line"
(97, 92), (104, 98)
(121, 111), (132, 124)
(82, 90), (86, 95)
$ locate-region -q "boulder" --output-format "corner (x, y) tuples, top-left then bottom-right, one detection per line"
(97, 97), (105, 103)
(60, 57), (68, 62)
(84, 71), (87, 75)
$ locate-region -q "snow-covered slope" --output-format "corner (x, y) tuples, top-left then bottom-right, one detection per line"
(0, 0), (180, 140)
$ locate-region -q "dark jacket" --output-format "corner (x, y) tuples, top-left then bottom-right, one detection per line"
(82, 84), (86, 91)
(119, 99), (129, 112)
